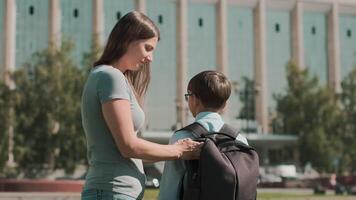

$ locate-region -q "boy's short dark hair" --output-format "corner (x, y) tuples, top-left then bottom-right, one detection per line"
(188, 70), (231, 109)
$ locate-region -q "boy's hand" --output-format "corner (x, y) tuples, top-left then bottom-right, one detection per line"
(175, 138), (203, 160)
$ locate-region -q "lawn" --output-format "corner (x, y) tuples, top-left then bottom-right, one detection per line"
(256, 193), (356, 200)
(143, 189), (356, 200)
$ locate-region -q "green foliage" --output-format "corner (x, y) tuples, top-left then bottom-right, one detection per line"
(0, 37), (103, 178)
(273, 62), (342, 173)
(0, 79), (18, 178)
(11, 40), (87, 177)
(0, 82), (15, 172)
(82, 34), (103, 74)
(238, 76), (257, 133)
(239, 76), (255, 120)
(339, 68), (356, 172)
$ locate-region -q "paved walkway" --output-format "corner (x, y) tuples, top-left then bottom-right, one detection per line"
(0, 192), (80, 200)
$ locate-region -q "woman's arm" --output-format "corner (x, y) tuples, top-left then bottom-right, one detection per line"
(102, 99), (200, 161)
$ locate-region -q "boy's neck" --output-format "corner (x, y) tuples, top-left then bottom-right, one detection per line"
(195, 108), (222, 117)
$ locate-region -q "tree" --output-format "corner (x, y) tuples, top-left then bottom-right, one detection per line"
(0, 81), (16, 176)
(339, 68), (356, 172)
(13, 40), (87, 177)
(273, 62), (342, 172)
(82, 34), (103, 73)
(238, 77), (256, 133)
(239, 76), (255, 120)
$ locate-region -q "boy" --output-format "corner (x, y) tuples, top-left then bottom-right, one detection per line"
(158, 70), (248, 200)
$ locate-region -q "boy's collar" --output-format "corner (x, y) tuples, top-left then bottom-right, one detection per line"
(195, 111), (221, 121)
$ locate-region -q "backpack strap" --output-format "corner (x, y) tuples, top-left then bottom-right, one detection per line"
(177, 122), (239, 139)
(219, 124), (239, 139)
(178, 122), (209, 138)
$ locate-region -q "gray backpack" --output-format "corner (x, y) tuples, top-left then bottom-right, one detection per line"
(178, 122), (259, 200)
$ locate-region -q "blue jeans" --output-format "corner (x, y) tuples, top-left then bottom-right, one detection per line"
(81, 189), (138, 200)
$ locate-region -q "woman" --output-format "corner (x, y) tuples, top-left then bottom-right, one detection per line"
(81, 11), (200, 200)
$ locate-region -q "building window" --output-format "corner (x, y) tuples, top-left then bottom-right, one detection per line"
(73, 9), (79, 18)
(158, 15), (163, 24)
(347, 29), (352, 38)
(29, 6), (34, 15)
(311, 26), (316, 35)
(275, 23), (280, 33)
(198, 18), (203, 27)
(116, 11), (121, 20)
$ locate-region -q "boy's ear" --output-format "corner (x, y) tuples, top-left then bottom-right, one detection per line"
(193, 95), (202, 107)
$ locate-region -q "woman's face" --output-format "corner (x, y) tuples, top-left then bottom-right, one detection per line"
(121, 37), (158, 71)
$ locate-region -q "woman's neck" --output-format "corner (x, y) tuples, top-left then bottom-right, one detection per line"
(111, 60), (127, 73)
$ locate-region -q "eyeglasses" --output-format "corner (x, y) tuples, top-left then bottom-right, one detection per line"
(184, 93), (193, 101)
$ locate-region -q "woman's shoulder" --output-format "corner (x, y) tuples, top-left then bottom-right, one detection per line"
(92, 65), (125, 79)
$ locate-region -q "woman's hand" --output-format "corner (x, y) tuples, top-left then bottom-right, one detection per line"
(174, 138), (202, 160)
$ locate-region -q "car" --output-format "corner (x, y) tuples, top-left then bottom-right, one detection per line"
(144, 163), (163, 189)
(347, 185), (356, 195)
(146, 176), (160, 188)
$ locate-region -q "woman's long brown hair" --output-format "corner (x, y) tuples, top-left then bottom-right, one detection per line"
(94, 11), (160, 104)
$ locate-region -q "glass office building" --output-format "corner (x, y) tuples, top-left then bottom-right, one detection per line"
(1, 0), (356, 136)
